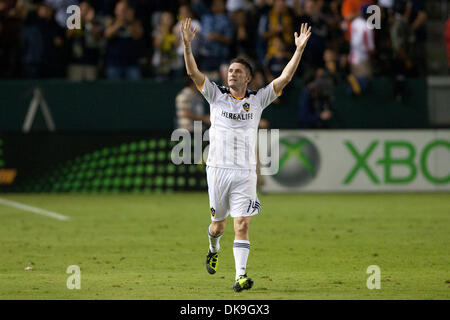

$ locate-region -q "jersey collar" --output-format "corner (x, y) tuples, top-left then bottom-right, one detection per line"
(218, 85), (257, 99)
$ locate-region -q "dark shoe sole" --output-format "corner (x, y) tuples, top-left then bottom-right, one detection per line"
(233, 278), (254, 292)
(206, 253), (218, 274)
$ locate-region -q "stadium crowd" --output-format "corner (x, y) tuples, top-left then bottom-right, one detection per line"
(0, 0), (430, 127)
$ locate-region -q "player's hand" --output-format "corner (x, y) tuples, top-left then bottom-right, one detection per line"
(180, 18), (198, 46)
(294, 23), (312, 51)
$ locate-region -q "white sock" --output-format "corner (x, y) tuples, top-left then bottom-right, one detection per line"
(208, 227), (223, 253)
(233, 240), (250, 280)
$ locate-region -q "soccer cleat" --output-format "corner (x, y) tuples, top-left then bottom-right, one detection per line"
(233, 274), (254, 292)
(206, 250), (219, 274)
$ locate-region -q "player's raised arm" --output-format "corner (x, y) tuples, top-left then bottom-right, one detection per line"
(181, 18), (205, 90)
(273, 23), (312, 95)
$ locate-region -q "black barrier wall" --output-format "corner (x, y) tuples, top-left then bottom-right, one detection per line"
(0, 78), (429, 131)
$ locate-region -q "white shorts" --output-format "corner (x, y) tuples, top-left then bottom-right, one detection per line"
(206, 165), (261, 222)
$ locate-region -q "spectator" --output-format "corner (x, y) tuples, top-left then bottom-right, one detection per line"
(322, 0), (345, 48)
(0, 0), (436, 83)
(104, 0), (143, 80)
(66, 1), (103, 81)
(175, 77), (209, 132)
(199, 0), (233, 81)
(258, 0), (294, 65)
(298, 68), (334, 128)
(21, 1), (65, 78)
(296, 0), (329, 78)
(0, 0), (21, 78)
(347, 4), (375, 93)
(264, 36), (290, 79)
(341, 0), (373, 41)
(390, 0), (414, 101)
(372, 0), (394, 75)
(404, 0), (427, 76)
(230, 9), (256, 61)
(263, 36), (290, 100)
(173, 5), (202, 78)
(151, 11), (177, 80)
(323, 47), (346, 84)
(191, 0), (209, 18)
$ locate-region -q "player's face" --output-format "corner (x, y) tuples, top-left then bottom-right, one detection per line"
(228, 63), (251, 90)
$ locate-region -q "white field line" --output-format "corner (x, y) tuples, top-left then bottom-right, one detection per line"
(0, 197), (70, 221)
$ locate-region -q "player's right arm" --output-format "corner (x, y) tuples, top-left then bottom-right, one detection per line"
(181, 18), (205, 90)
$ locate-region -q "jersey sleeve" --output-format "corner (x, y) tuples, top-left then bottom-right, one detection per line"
(256, 81), (282, 111)
(198, 76), (220, 105)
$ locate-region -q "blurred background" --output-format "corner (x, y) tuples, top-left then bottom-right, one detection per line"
(0, 0), (448, 193)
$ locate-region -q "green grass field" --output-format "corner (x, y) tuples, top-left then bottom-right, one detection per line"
(0, 193), (449, 300)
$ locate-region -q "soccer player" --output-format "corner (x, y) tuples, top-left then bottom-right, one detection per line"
(181, 18), (311, 292)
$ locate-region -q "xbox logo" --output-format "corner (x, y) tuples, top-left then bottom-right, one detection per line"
(272, 135), (320, 187)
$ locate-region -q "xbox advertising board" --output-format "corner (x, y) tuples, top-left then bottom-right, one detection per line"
(261, 130), (450, 192)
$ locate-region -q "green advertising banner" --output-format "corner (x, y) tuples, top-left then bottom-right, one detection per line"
(261, 130), (450, 192)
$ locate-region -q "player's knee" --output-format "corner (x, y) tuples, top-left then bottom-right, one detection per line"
(210, 221), (226, 235)
(234, 219), (250, 235)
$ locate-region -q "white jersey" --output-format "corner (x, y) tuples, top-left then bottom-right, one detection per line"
(349, 17), (375, 65)
(199, 76), (280, 170)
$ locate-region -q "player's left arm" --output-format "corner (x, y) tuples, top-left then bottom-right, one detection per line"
(273, 23), (311, 95)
